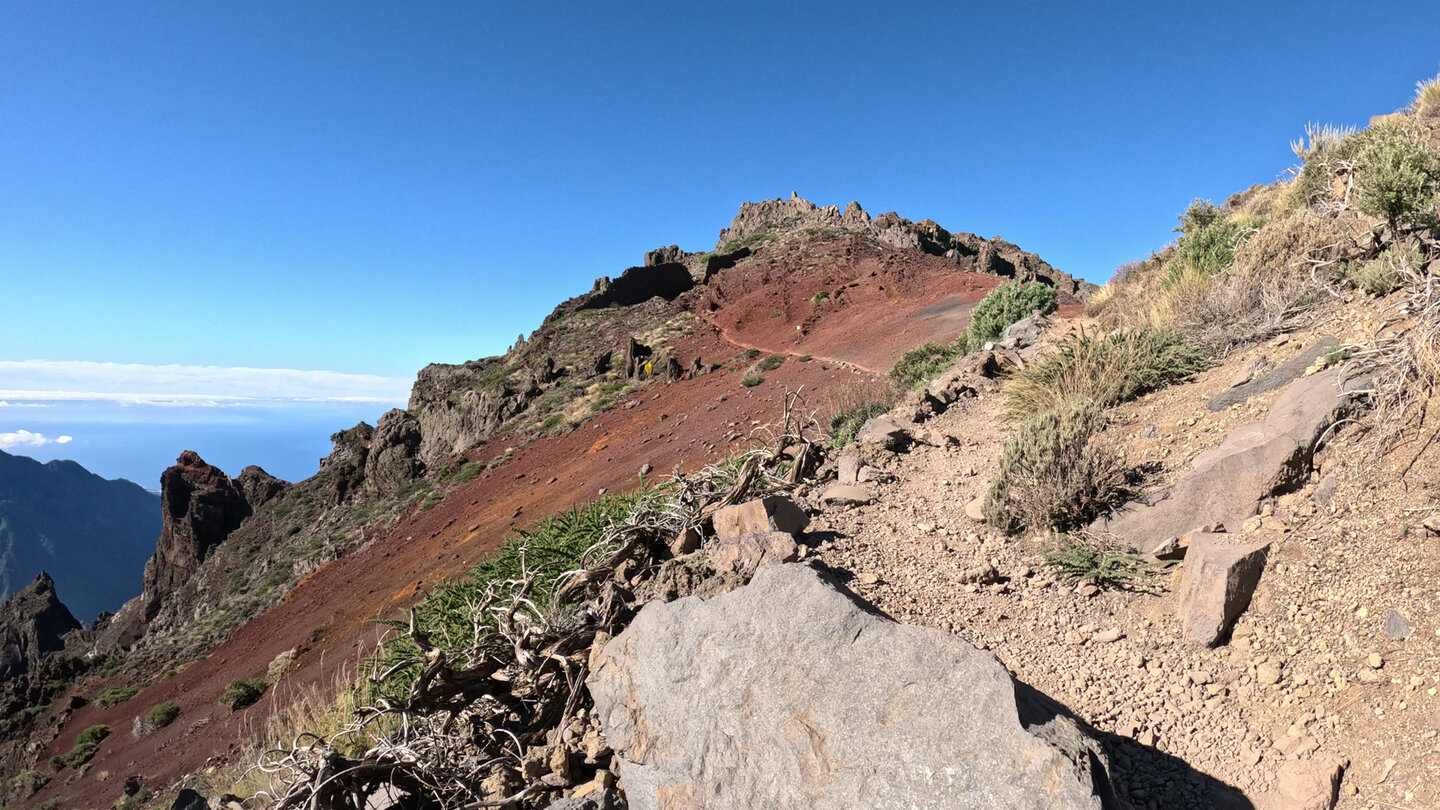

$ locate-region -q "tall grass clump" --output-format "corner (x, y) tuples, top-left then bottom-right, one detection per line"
(1413, 71), (1440, 118)
(1005, 328), (1207, 418)
(984, 400), (1127, 534)
(967, 281), (1057, 344)
(889, 335), (970, 390)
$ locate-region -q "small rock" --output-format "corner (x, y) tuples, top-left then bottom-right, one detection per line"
(1367, 652), (1383, 670)
(820, 484), (874, 506)
(1175, 534), (1270, 646)
(1384, 610), (1412, 641)
(964, 496), (986, 522)
(1272, 754), (1347, 810)
(1093, 628), (1123, 644)
(857, 572), (881, 586)
(1257, 662), (1282, 685)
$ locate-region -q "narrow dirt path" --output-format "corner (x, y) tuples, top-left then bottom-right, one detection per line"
(806, 391), (1320, 809)
(702, 314), (881, 375)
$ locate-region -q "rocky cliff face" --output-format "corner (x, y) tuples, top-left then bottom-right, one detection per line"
(141, 452), (252, 623)
(0, 573), (80, 684)
(717, 193), (1096, 297)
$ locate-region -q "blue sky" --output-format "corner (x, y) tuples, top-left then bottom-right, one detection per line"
(2, 1), (1437, 484)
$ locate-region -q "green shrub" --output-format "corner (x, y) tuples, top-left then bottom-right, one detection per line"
(1044, 534), (1153, 589)
(57, 724), (109, 769)
(419, 490), (445, 511)
(451, 461), (485, 485)
(95, 684), (140, 707)
(144, 701), (180, 729)
(1354, 124), (1440, 232)
(739, 348), (760, 360)
(220, 678), (268, 711)
(968, 282), (1058, 344)
(1171, 199), (1257, 279)
(829, 400), (891, 448)
(1343, 250), (1407, 297)
(889, 336), (969, 390)
(1005, 328), (1207, 418)
(740, 375), (764, 387)
(983, 400), (1127, 534)
(39, 800), (61, 810)
(796, 354), (813, 362)
(810, 290), (830, 303)
(7, 770), (47, 798)
(756, 355), (785, 372)
(538, 413), (565, 433)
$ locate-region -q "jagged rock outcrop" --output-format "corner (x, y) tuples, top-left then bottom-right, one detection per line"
(236, 465), (287, 509)
(642, 244), (692, 267)
(0, 573), (80, 683)
(142, 452), (251, 622)
(590, 563), (1123, 809)
(581, 264), (695, 310)
(716, 193), (1096, 297)
(363, 409), (426, 497)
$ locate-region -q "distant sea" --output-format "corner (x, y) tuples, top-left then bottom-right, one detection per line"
(8, 401), (399, 487)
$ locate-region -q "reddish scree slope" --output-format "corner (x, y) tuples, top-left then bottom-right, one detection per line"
(36, 248), (1030, 807)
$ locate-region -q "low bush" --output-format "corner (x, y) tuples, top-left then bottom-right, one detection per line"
(7, 770), (47, 798)
(1343, 244), (1415, 296)
(983, 400), (1127, 534)
(221, 678), (269, 711)
(451, 461), (484, 485)
(810, 290), (830, 303)
(1005, 328), (1206, 418)
(889, 336), (969, 390)
(968, 281), (1057, 344)
(756, 355), (785, 372)
(1044, 534), (1153, 589)
(95, 684), (140, 707)
(1354, 124), (1440, 233)
(740, 375), (764, 387)
(56, 724), (109, 769)
(829, 400), (891, 448)
(145, 701), (180, 729)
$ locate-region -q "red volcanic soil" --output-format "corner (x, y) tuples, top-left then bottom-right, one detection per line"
(33, 243), (1038, 807)
(702, 235), (1005, 371)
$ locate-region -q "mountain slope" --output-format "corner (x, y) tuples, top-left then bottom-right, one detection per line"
(0, 450), (160, 622)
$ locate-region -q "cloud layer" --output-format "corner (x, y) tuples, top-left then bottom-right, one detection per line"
(0, 429), (72, 449)
(0, 360), (412, 407)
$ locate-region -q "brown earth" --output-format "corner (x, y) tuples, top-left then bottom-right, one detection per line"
(33, 248), (1023, 806)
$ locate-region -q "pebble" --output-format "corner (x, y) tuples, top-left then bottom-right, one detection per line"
(1368, 652), (1384, 669)
(1093, 628), (1123, 644)
(1257, 663), (1282, 685)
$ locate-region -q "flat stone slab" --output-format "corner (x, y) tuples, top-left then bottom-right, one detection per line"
(1208, 338), (1337, 412)
(590, 564), (1120, 810)
(1094, 369), (1362, 551)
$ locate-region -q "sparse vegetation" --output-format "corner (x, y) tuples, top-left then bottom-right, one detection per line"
(1044, 534), (1153, 589)
(756, 354), (785, 371)
(741, 375), (764, 387)
(95, 684), (140, 707)
(796, 354), (813, 362)
(221, 678), (269, 711)
(739, 348), (760, 360)
(1344, 244), (1417, 296)
(144, 701), (180, 729)
(810, 290), (830, 303)
(968, 281), (1057, 344)
(450, 461), (484, 485)
(1005, 328), (1206, 418)
(7, 771), (47, 798)
(55, 724), (110, 770)
(829, 400), (890, 448)
(889, 336), (969, 390)
(984, 399), (1128, 534)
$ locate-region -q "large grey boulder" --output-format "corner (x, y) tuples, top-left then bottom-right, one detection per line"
(1094, 369), (1363, 551)
(589, 564), (1122, 810)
